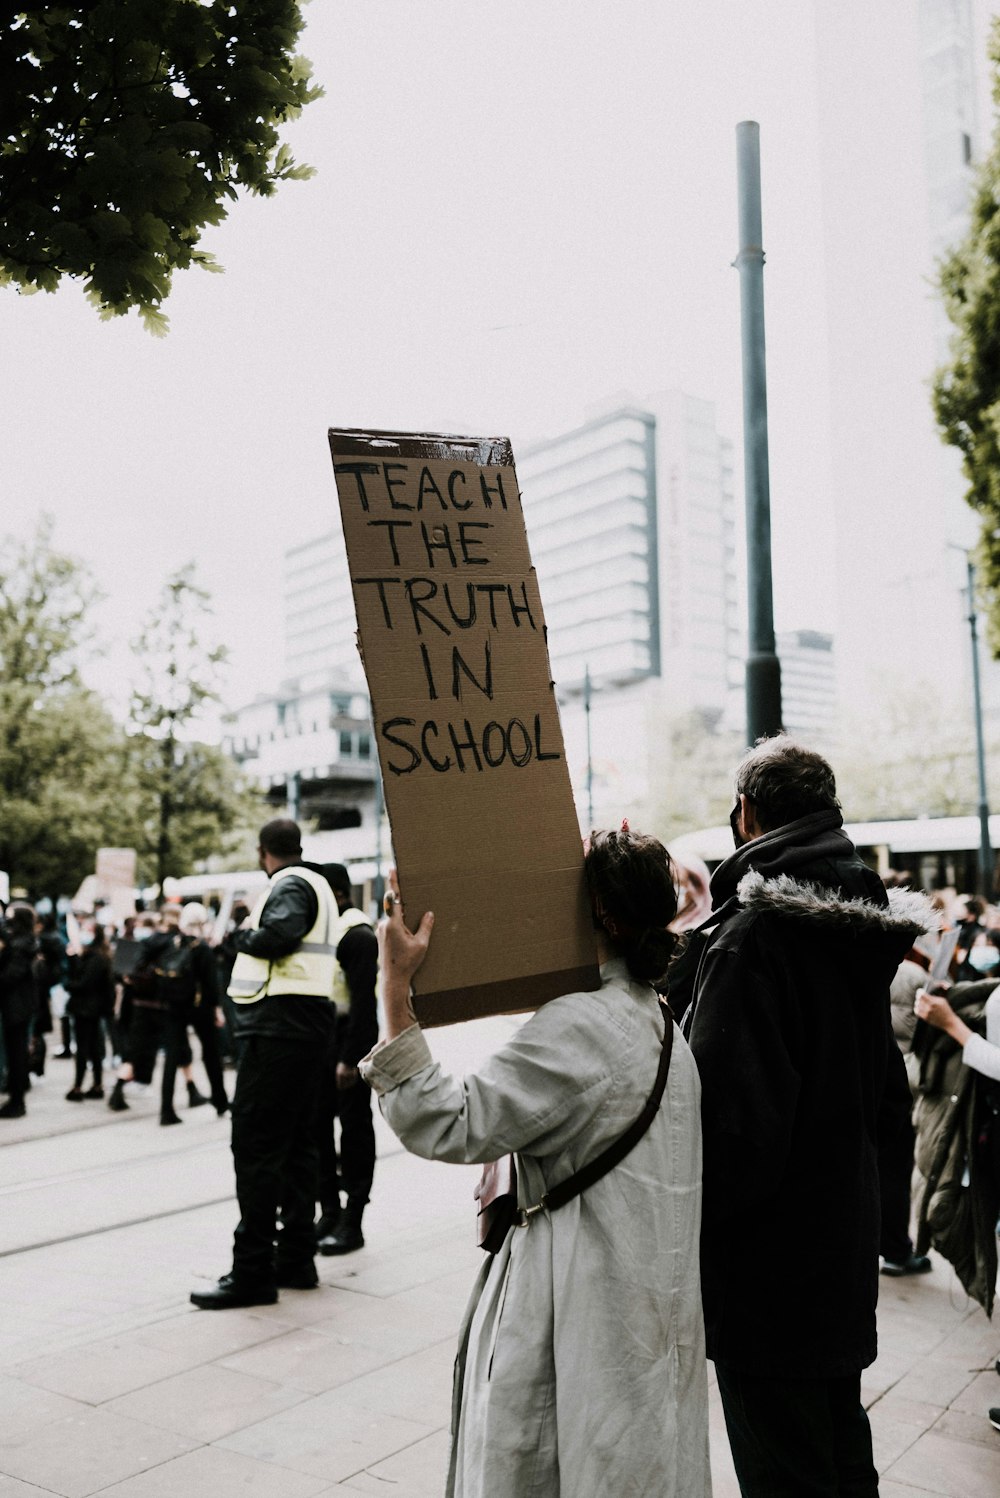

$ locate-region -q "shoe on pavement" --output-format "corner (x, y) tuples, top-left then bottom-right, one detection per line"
(83, 1085), (104, 1099)
(318, 1206), (365, 1256)
(160, 1110), (183, 1126)
(315, 1207), (341, 1244)
(880, 1254), (932, 1277)
(54, 1049), (73, 1060)
(107, 1081), (129, 1112)
(989, 1407), (1000, 1433)
(187, 1081), (209, 1108)
(65, 1088), (85, 1101)
(275, 1265), (320, 1290)
(0, 1101), (26, 1118)
(190, 1277), (278, 1310)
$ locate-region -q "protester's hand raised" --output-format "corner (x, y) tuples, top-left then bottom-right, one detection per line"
(379, 868), (434, 989)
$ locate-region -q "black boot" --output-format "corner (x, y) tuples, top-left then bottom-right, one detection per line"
(190, 1273), (277, 1310)
(187, 1080), (209, 1108)
(107, 1079), (129, 1112)
(318, 1200), (365, 1255)
(160, 1108), (183, 1126)
(55, 1017), (73, 1059)
(314, 1201), (341, 1245)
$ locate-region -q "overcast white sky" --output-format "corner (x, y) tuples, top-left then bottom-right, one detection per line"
(0, 2), (864, 718)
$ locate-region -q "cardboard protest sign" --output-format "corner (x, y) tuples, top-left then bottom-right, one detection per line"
(96, 847), (137, 922)
(328, 428), (599, 1026)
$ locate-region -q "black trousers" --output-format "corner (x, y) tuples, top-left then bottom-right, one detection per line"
(125, 1002), (167, 1084)
(161, 1004), (227, 1114)
(317, 1024), (376, 1212)
(73, 1016), (105, 1088)
(878, 1108), (917, 1263)
(230, 1034), (325, 1286)
(716, 1366), (879, 1498)
(1, 1017), (29, 1105)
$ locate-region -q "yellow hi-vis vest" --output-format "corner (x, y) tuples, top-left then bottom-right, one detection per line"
(228, 865), (339, 1004)
(331, 906), (375, 1014)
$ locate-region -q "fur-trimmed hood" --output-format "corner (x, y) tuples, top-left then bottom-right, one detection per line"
(736, 869), (939, 940)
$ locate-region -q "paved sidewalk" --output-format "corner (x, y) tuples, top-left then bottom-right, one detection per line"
(0, 1040), (997, 1496)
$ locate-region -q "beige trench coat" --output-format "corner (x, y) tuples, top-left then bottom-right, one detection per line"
(360, 958), (712, 1498)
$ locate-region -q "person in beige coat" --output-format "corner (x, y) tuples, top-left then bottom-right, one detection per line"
(360, 828), (711, 1498)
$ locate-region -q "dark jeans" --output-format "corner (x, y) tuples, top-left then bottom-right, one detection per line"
(161, 1003), (227, 1115)
(73, 1016), (105, 1089)
(230, 1034), (325, 1286)
(1, 1017), (29, 1105)
(716, 1366), (879, 1498)
(126, 1002), (167, 1084)
(878, 1107), (917, 1263)
(317, 1029), (376, 1213)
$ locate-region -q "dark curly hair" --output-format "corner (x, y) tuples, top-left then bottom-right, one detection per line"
(584, 828), (678, 984)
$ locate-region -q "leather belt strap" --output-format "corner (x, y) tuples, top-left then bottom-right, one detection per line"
(517, 1000), (675, 1224)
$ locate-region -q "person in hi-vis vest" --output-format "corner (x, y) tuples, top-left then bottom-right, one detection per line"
(191, 818), (339, 1310)
(313, 863), (379, 1256)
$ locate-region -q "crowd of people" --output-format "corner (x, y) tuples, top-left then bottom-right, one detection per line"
(2, 737), (1000, 1497)
(0, 854), (379, 1264)
(364, 737), (1000, 1498)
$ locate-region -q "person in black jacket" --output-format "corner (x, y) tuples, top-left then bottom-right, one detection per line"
(157, 903), (228, 1126)
(191, 819), (339, 1311)
(65, 926), (115, 1099)
(0, 902), (44, 1119)
(683, 736), (934, 1498)
(314, 863), (379, 1255)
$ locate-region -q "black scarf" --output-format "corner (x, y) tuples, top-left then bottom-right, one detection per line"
(710, 809), (852, 910)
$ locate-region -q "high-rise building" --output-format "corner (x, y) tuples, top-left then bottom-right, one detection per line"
(283, 528), (363, 689)
(777, 629), (837, 741)
(518, 391), (741, 723)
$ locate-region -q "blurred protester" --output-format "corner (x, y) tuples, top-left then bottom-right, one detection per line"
(683, 737), (933, 1498)
(191, 819), (339, 1309)
(361, 831), (710, 1498)
(315, 864), (378, 1255)
(662, 852), (714, 1023)
(954, 895), (988, 980)
(28, 913), (53, 1081)
(913, 977), (1000, 1435)
(38, 912), (68, 1058)
(65, 926), (115, 1100)
(158, 903), (227, 1126)
(216, 900), (251, 1067)
(108, 909), (212, 1118)
(879, 951), (932, 1277)
(0, 902), (46, 1119)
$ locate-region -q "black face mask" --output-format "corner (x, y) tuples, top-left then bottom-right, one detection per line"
(729, 801), (746, 850)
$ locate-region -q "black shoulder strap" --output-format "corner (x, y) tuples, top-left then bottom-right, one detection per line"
(541, 1001), (675, 1214)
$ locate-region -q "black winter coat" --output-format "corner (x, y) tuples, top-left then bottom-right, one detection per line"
(66, 948), (115, 1019)
(684, 811), (934, 1378)
(0, 932), (44, 1026)
(912, 979), (999, 1315)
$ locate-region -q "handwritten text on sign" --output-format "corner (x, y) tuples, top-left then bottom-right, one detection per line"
(334, 455), (562, 777)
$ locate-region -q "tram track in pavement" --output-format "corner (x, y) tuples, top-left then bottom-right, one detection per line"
(0, 1100), (406, 1261)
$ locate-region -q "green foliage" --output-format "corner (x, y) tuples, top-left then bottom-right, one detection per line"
(933, 16), (1000, 648)
(0, 524), (257, 897)
(835, 680), (985, 821)
(1, 2), (321, 332)
(128, 564), (256, 890)
(0, 520), (135, 893)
